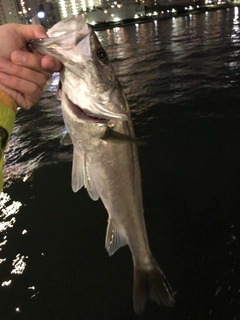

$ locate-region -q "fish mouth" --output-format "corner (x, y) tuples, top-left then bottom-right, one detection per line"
(65, 93), (108, 124)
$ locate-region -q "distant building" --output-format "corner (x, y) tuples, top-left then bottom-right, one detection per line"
(27, 0), (41, 16)
(56, 0), (102, 19)
(102, 0), (136, 5)
(145, 0), (195, 6)
(43, 0), (146, 20)
(18, 0), (39, 23)
(0, 0), (21, 25)
(32, 2), (61, 29)
(0, 0), (48, 25)
(87, 3), (145, 23)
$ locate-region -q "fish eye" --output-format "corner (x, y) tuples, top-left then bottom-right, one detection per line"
(97, 49), (107, 60)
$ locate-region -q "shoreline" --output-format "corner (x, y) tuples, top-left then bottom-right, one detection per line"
(92, 4), (237, 31)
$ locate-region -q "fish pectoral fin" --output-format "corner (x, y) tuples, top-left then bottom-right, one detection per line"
(102, 128), (146, 146)
(61, 132), (72, 146)
(102, 128), (135, 143)
(85, 160), (103, 201)
(105, 219), (128, 256)
(71, 149), (102, 200)
(71, 148), (84, 192)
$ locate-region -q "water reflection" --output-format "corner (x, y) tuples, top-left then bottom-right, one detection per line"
(3, 73), (70, 187)
(2, 279), (11, 286)
(11, 254), (27, 274)
(0, 191), (26, 290)
(0, 192), (22, 232)
(231, 6), (240, 42)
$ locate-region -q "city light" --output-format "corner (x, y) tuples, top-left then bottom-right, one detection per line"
(59, 0), (68, 18)
(56, 0), (102, 19)
(89, 0), (94, 9)
(37, 11), (45, 18)
(71, 0), (78, 15)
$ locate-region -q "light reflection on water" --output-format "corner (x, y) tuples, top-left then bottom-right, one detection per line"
(3, 73), (71, 188)
(0, 192), (25, 286)
(11, 254), (27, 275)
(0, 192), (22, 232)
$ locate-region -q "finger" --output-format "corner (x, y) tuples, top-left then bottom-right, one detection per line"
(0, 77), (41, 110)
(41, 55), (62, 72)
(0, 71), (41, 98)
(0, 58), (47, 90)
(0, 58), (47, 94)
(15, 24), (48, 42)
(11, 51), (51, 80)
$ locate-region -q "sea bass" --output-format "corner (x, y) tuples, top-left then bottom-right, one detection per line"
(31, 14), (174, 313)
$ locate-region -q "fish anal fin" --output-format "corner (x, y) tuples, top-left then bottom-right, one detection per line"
(105, 219), (128, 256)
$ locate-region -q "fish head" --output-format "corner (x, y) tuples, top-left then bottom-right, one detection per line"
(30, 14), (129, 122)
(30, 15), (91, 66)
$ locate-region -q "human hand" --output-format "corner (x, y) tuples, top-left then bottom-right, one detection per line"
(0, 24), (62, 110)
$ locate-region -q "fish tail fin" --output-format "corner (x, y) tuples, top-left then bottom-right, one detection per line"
(133, 258), (175, 314)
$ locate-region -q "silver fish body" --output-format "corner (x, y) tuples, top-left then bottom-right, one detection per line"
(31, 14), (174, 313)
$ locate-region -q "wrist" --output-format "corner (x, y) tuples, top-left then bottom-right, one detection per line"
(0, 89), (17, 113)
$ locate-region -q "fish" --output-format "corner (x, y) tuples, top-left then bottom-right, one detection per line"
(30, 14), (175, 313)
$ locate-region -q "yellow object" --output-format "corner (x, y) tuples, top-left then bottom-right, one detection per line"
(0, 90), (17, 190)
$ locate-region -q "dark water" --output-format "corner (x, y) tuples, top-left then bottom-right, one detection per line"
(1, 8), (240, 320)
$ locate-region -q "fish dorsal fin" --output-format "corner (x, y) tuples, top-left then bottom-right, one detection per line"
(105, 220), (128, 256)
(71, 149), (103, 201)
(61, 132), (72, 146)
